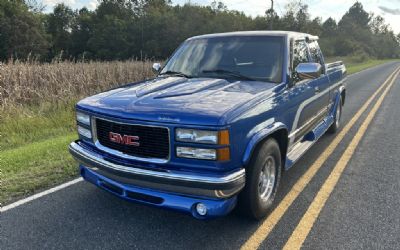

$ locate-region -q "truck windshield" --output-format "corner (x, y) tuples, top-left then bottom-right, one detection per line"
(161, 36), (284, 83)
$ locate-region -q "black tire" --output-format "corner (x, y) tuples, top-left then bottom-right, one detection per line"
(327, 96), (343, 134)
(238, 138), (282, 220)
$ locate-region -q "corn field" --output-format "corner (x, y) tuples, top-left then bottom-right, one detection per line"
(0, 60), (155, 110)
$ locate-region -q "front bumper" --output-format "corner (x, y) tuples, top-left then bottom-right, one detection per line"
(69, 141), (246, 218)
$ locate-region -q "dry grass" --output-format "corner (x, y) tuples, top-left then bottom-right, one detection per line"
(0, 60), (155, 110)
(0, 60), (155, 204)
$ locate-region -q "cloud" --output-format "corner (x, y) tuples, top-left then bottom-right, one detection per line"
(379, 6), (400, 15)
(87, 0), (98, 10)
(43, 0), (76, 7)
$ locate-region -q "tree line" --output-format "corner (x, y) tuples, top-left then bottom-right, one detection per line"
(1, 0), (399, 62)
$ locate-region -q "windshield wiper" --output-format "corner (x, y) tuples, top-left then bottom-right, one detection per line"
(159, 70), (192, 78)
(202, 69), (257, 81)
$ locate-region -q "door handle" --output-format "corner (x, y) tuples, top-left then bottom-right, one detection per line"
(314, 86), (320, 93)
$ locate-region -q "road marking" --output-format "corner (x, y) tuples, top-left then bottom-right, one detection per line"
(240, 66), (400, 250)
(0, 177), (83, 213)
(283, 67), (399, 250)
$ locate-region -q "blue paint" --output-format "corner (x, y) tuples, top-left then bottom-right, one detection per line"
(80, 166), (237, 219)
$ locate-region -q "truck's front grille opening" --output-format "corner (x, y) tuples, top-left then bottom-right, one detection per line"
(126, 191), (164, 204)
(95, 118), (170, 160)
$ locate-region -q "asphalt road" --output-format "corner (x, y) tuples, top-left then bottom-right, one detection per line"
(2, 62), (400, 250)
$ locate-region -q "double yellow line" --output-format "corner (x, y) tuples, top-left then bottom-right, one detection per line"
(241, 66), (400, 250)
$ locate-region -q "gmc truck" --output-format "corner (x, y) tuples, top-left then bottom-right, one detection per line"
(69, 31), (346, 220)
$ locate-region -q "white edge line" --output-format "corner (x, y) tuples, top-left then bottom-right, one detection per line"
(0, 177), (83, 213)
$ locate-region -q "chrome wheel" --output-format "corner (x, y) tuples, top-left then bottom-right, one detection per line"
(258, 156), (276, 202)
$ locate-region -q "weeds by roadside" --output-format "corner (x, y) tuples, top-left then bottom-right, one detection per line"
(0, 59), (154, 109)
(0, 59), (154, 205)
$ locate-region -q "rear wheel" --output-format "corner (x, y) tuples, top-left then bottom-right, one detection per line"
(327, 96), (342, 134)
(238, 138), (282, 220)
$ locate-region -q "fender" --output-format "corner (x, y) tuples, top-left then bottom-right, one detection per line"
(242, 120), (288, 165)
(331, 84), (345, 115)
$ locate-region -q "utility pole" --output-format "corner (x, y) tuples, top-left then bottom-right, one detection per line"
(269, 0), (274, 30)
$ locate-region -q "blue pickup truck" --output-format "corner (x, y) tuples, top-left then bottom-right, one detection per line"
(69, 31), (346, 220)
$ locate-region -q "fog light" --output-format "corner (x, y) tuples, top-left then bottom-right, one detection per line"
(176, 147), (217, 160)
(77, 125), (92, 139)
(196, 203), (207, 216)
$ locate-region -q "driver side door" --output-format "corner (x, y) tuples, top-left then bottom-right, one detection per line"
(287, 39), (329, 147)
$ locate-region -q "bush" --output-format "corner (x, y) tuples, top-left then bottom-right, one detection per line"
(348, 50), (370, 63)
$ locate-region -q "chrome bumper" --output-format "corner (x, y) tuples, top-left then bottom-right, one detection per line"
(69, 141), (246, 198)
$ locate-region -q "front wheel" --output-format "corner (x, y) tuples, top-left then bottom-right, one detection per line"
(238, 138), (282, 220)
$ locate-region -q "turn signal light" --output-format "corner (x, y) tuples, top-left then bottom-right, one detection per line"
(217, 147), (230, 161)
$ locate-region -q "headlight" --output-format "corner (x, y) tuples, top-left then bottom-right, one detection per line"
(76, 111), (91, 126)
(175, 129), (229, 145)
(176, 147), (217, 160)
(176, 147), (230, 161)
(77, 125), (92, 139)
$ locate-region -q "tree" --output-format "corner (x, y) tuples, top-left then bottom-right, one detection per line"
(70, 8), (95, 59)
(337, 2), (373, 56)
(0, 0), (48, 60)
(46, 4), (76, 58)
(87, 0), (135, 60)
(1, 0), (399, 61)
(321, 18), (337, 37)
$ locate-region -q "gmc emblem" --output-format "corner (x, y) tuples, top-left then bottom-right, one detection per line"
(109, 132), (140, 146)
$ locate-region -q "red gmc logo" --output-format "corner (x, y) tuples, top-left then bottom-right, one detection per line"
(109, 132), (140, 146)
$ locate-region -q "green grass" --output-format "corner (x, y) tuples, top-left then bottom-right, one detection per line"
(0, 134), (77, 205)
(1, 57), (398, 205)
(326, 57), (399, 75)
(0, 103), (78, 205)
(0, 102), (76, 151)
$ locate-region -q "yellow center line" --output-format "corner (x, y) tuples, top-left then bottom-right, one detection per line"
(283, 68), (400, 250)
(240, 66), (400, 250)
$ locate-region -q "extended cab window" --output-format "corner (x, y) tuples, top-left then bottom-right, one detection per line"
(292, 40), (309, 82)
(162, 36), (284, 83)
(308, 41), (324, 65)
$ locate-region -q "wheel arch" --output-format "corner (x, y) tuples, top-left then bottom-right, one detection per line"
(242, 123), (289, 170)
(339, 85), (346, 106)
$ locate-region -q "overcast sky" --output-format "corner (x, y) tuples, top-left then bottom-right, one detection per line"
(43, 0), (400, 33)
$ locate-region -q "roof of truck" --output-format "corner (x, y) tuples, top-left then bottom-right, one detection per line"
(188, 31), (319, 41)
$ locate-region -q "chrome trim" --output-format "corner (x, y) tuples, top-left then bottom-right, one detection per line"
(70, 141), (244, 184)
(295, 62), (322, 80)
(91, 117), (171, 164)
(289, 79), (345, 146)
(289, 106), (328, 141)
(69, 141), (246, 198)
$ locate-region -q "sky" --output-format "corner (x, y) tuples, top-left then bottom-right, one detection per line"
(43, 0), (400, 33)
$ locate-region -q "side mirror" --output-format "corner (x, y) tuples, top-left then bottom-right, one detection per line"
(295, 63), (322, 80)
(152, 62), (161, 74)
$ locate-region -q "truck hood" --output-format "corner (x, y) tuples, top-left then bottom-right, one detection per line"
(77, 77), (277, 126)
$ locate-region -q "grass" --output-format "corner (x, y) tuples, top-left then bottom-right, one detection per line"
(0, 58), (398, 206)
(1, 134), (77, 205)
(0, 103), (76, 151)
(345, 59), (398, 74)
(0, 103), (79, 205)
(325, 57), (399, 74)
(0, 60), (154, 206)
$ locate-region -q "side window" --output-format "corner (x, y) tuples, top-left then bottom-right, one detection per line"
(308, 41), (323, 65)
(292, 40), (309, 82)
